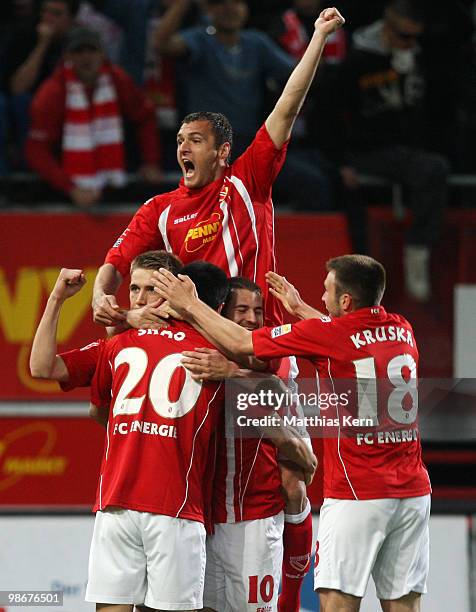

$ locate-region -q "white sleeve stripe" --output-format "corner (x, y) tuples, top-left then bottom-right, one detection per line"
(158, 205), (172, 252)
(220, 200), (239, 277)
(228, 205), (244, 277)
(229, 175), (259, 281)
(270, 198), (277, 273)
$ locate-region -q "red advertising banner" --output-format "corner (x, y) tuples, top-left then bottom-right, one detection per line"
(0, 212), (351, 400)
(0, 416), (104, 507)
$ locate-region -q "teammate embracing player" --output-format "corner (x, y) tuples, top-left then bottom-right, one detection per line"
(153, 254), (432, 612)
(180, 277), (316, 612)
(92, 7), (345, 611)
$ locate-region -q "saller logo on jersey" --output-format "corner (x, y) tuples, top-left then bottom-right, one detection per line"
(271, 324), (292, 338)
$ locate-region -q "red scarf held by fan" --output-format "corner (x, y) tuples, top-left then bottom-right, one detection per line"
(62, 61), (126, 190)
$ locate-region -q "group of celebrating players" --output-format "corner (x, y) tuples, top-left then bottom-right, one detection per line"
(30, 7), (431, 612)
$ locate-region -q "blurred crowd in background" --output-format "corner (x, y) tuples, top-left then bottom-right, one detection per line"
(1, 0), (476, 300)
(0, 0), (476, 203)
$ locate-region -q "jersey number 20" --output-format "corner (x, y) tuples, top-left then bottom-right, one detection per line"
(112, 347), (202, 419)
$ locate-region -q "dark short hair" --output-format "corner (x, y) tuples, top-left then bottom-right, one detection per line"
(181, 111), (233, 153)
(223, 276), (262, 315)
(326, 255), (386, 308)
(131, 250), (182, 275)
(180, 260), (229, 310)
(384, 0), (425, 23)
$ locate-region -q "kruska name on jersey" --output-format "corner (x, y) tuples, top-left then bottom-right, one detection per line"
(350, 325), (414, 349)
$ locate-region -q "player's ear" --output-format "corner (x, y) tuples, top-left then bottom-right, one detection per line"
(217, 302), (224, 315)
(340, 293), (352, 313)
(218, 142), (231, 165)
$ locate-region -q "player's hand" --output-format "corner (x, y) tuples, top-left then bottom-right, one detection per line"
(70, 187), (101, 209)
(50, 268), (86, 301)
(280, 458), (316, 486)
(93, 294), (127, 326)
(314, 7), (345, 37)
(266, 271), (303, 316)
(156, 300), (184, 321)
(151, 269), (198, 317)
(126, 303), (170, 330)
(181, 348), (239, 381)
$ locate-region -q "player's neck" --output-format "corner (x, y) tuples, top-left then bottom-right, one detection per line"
(213, 165), (227, 182)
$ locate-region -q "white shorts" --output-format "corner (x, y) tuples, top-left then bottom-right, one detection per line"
(86, 508), (206, 610)
(314, 495), (430, 600)
(203, 512), (284, 612)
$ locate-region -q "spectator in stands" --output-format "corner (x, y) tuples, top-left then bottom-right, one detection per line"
(155, 0), (335, 210)
(2, 0), (80, 170)
(86, 0), (160, 86)
(5, 0), (80, 96)
(325, 0), (449, 301)
(25, 27), (161, 208)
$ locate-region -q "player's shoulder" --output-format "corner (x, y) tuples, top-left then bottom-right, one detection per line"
(231, 124), (273, 166)
(139, 188), (182, 212)
(170, 321), (213, 348)
(385, 310), (413, 331)
(101, 330), (134, 354)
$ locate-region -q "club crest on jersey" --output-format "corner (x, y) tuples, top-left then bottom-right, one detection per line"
(184, 212), (222, 253)
(289, 553), (311, 574)
(219, 184), (229, 203)
(271, 324), (292, 338)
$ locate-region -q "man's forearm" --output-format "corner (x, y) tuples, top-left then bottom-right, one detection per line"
(10, 41), (49, 94)
(277, 30), (327, 118)
(295, 301), (325, 320)
(30, 296), (62, 378)
(265, 30), (327, 146)
(154, 0), (190, 54)
(276, 431), (317, 473)
(93, 263), (123, 304)
(186, 299), (254, 357)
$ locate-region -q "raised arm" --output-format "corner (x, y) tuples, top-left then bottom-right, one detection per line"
(154, 0), (192, 57)
(10, 24), (55, 95)
(266, 271), (325, 319)
(30, 269), (86, 380)
(265, 7), (345, 149)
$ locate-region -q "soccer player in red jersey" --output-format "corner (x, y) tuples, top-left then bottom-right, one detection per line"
(153, 255), (432, 612)
(30, 255), (228, 611)
(92, 10), (345, 608)
(180, 277), (316, 611)
(91, 6), (345, 329)
(85, 260), (229, 611)
(29, 250), (182, 396)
